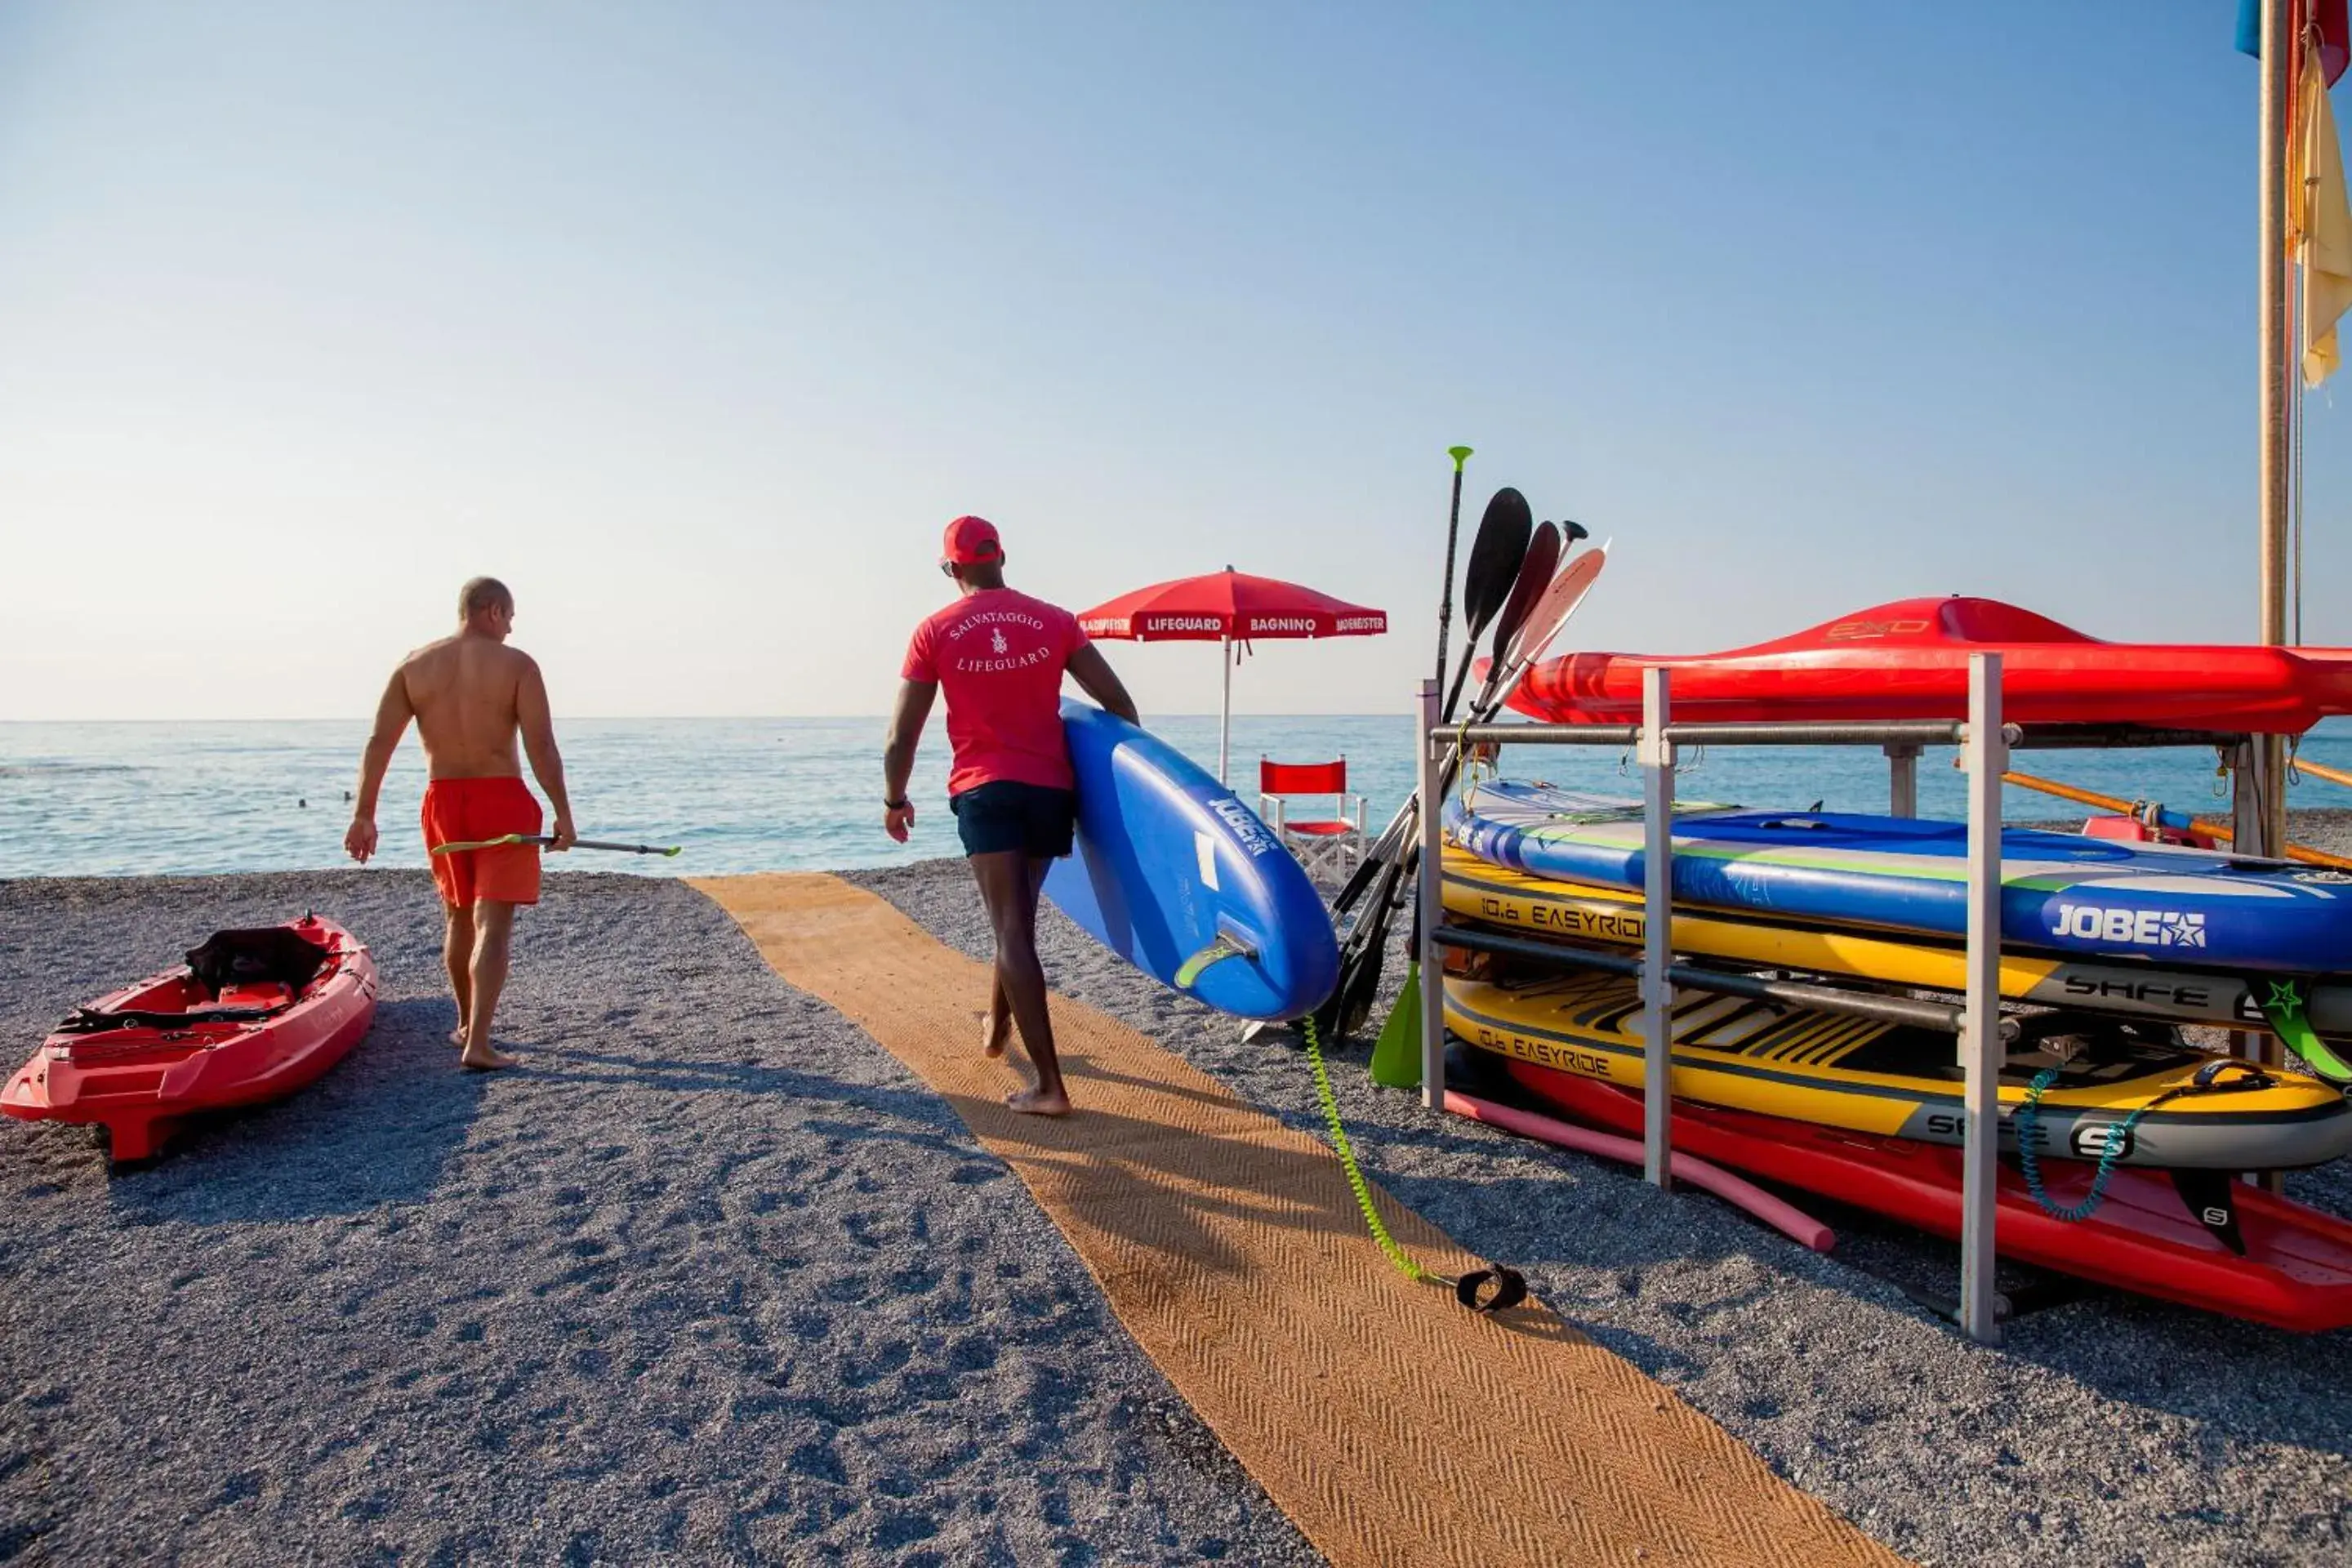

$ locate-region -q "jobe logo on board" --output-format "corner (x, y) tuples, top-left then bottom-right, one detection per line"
(2049, 904), (2207, 949)
(1207, 796), (1279, 857)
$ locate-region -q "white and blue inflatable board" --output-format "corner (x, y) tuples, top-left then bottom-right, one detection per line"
(1045, 702), (1339, 1020)
(1446, 780), (2352, 973)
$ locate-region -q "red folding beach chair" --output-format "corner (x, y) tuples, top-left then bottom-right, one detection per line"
(1257, 757), (1366, 884)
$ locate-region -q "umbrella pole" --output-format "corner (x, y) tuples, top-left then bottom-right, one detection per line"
(1219, 635), (1233, 785)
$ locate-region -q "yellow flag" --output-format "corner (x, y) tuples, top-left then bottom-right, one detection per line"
(2293, 41), (2352, 387)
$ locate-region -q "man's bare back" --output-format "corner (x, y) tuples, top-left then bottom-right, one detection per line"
(345, 577), (575, 1073)
(397, 631), (542, 781)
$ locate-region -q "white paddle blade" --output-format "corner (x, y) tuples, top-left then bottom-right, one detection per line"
(1501, 542), (1608, 669)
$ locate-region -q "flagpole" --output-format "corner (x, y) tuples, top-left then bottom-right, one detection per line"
(2248, 0), (2296, 1098)
(2258, 0), (2292, 859)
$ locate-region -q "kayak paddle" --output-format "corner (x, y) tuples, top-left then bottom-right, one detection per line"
(430, 834), (683, 857)
(1329, 486), (1536, 920)
(1488, 539), (1610, 705)
(1483, 521), (1561, 694)
(1441, 487), (1535, 720)
(1372, 521), (1560, 1070)
(1325, 541), (1612, 1042)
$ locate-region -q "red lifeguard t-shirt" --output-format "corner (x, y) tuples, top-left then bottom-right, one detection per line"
(902, 588), (1088, 796)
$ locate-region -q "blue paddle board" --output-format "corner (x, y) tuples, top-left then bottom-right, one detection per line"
(1447, 780), (2352, 973)
(1045, 702), (1338, 1020)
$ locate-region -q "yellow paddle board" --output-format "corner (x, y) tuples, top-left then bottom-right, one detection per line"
(1442, 969), (2352, 1169)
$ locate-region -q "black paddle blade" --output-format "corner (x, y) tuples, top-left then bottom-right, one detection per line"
(1458, 488), (1534, 642)
(1488, 522), (1561, 674)
(1562, 519), (1590, 543)
(1441, 488), (1535, 720)
(1330, 842), (1422, 1038)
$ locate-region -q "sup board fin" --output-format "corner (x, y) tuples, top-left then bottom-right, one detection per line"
(1174, 932), (1256, 991)
(2170, 1168), (2251, 1257)
(2255, 978), (2352, 1085)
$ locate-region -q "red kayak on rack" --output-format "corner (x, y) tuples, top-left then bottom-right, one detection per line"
(1505, 596), (2352, 733)
(1494, 1059), (2352, 1333)
(2, 917), (377, 1163)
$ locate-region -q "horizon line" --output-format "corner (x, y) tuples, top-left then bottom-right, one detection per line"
(0, 711), (1423, 725)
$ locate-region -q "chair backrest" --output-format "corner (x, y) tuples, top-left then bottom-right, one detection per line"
(1260, 756), (1347, 795)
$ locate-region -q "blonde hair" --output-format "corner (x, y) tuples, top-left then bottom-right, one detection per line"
(457, 577), (513, 619)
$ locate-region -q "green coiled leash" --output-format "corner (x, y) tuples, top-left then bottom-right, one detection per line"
(1179, 929), (1525, 1313)
(2015, 1057), (2273, 1223)
(1301, 1014), (1526, 1314)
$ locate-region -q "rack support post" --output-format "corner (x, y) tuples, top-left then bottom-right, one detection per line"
(1959, 653), (2007, 1346)
(1641, 667), (1676, 1189)
(1417, 679), (1447, 1107)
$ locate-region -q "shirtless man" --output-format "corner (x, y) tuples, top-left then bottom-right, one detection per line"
(884, 515), (1138, 1116)
(345, 577), (577, 1071)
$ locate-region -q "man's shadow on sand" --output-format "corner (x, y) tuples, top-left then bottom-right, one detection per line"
(105, 1005), (992, 1224)
(102, 998), (508, 1223)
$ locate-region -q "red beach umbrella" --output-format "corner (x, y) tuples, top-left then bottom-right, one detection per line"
(1077, 567), (1387, 784)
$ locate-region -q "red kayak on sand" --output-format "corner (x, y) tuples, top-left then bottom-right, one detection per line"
(1506, 596), (2352, 733)
(1494, 1059), (2352, 1333)
(2, 917), (377, 1163)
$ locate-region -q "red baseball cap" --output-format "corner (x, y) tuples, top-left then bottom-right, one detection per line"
(940, 514), (1003, 566)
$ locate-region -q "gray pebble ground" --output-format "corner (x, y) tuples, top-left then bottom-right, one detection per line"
(0, 871), (1316, 1566)
(3, 827), (2350, 1566)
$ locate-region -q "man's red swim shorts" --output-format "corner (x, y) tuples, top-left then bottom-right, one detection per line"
(421, 777), (544, 908)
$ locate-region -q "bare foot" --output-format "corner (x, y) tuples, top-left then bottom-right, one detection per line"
(460, 1044), (519, 1072)
(980, 1009), (1012, 1059)
(1005, 1085), (1071, 1116)
(449, 1028), (467, 1048)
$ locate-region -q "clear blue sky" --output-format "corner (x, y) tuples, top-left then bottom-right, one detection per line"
(0, 2), (2340, 719)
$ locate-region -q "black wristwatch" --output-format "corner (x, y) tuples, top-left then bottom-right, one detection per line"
(884, 795), (910, 811)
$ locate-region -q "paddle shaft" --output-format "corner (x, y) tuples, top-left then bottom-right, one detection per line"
(1431, 446), (1473, 690)
(2001, 770), (2352, 873)
(430, 834), (682, 857)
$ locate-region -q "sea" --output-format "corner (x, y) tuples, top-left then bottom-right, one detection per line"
(6, 715), (2352, 880)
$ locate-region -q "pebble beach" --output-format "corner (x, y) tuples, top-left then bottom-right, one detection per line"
(2, 833), (2350, 1564)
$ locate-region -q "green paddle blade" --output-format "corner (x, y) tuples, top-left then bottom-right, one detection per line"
(2257, 979), (2352, 1085)
(1369, 964), (1424, 1089)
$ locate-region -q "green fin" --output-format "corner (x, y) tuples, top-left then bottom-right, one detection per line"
(1174, 933), (1252, 991)
(2257, 978), (2352, 1085)
(1369, 964), (1423, 1089)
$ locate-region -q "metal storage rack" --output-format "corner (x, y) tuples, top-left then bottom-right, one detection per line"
(1409, 653), (2271, 1345)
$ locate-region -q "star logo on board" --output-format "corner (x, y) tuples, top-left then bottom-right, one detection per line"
(2160, 912), (2207, 948)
